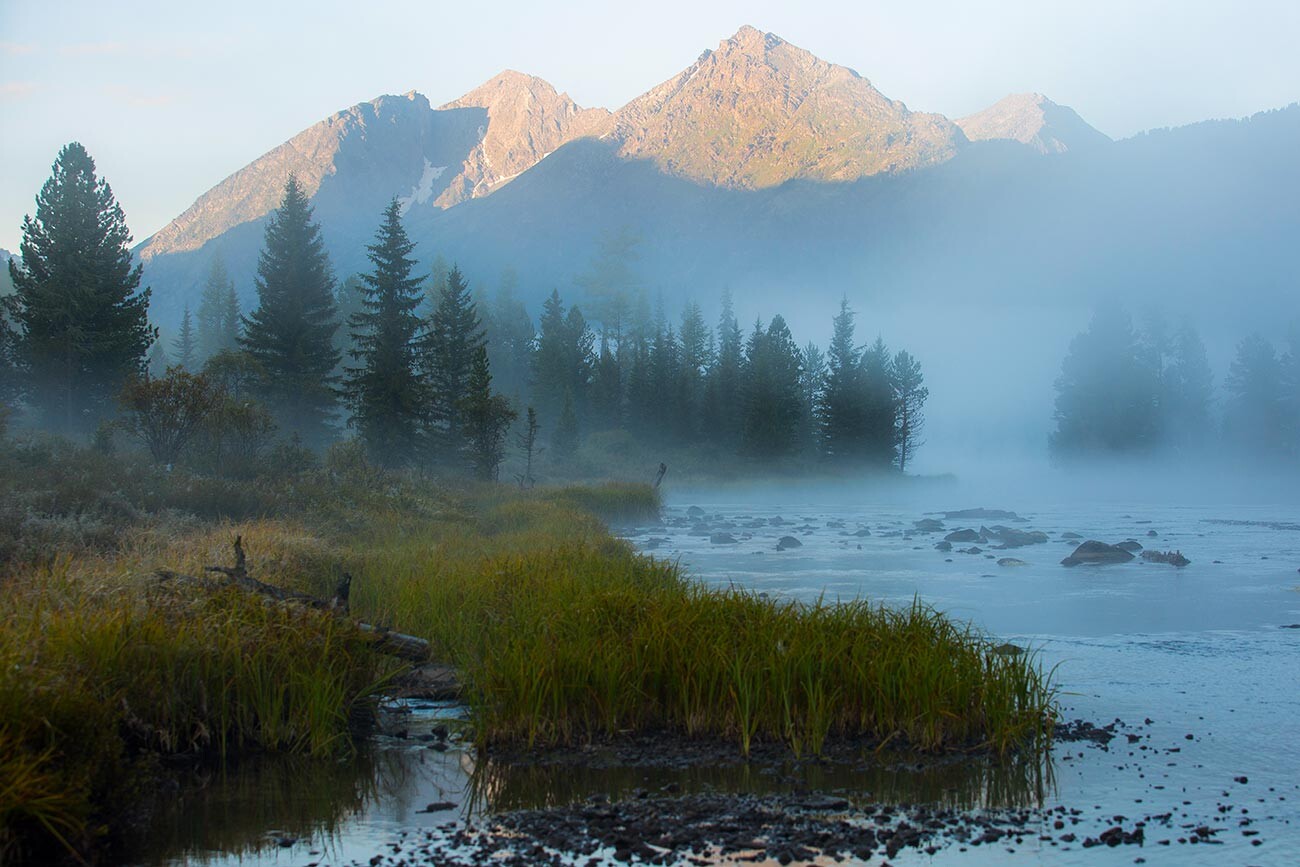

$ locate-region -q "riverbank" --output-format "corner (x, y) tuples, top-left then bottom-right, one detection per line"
(0, 434), (1054, 864)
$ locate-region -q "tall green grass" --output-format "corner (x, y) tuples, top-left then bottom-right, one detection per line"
(338, 499), (1055, 758)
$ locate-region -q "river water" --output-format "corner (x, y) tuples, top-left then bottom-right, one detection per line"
(139, 486), (1300, 866)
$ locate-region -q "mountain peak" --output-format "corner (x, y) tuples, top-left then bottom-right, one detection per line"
(723, 24), (783, 54)
(957, 93), (1110, 154)
(609, 27), (961, 189)
(436, 71), (612, 206)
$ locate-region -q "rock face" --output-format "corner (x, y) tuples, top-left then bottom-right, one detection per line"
(436, 71), (613, 207)
(608, 25), (964, 190)
(138, 92), (483, 263)
(1061, 541), (1136, 567)
(957, 93), (1111, 154)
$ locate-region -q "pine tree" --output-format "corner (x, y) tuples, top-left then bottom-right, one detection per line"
(705, 289), (744, 450)
(484, 268), (535, 406)
(678, 301), (712, 442)
(459, 344), (518, 480)
(1224, 333), (1287, 455)
(344, 200), (429, 465)
(891, 349), (928, 473)
(423, 265), (484, 455)
(648, 322), (682, 443)
(9, 142), (155, 434)
(197, 254), (240, 361)
(173, 306), (197, 371)
(1163, 318), (1214, 447)
(860, 337), (898, 467)
(798, 341), (826, 458)
(552, 387), (579, 459)
(820, 298), (870, 462)
(589, 335), (623, 431)
(514, 406), (542, 488)
(740, 316), (803, 457)
(1050, 304), (1159, 457)
(240, 175), (340, 446)
(577, 228), (640, 348)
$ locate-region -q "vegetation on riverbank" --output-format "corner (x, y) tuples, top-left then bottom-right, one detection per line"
(0, 432), (1052, 864)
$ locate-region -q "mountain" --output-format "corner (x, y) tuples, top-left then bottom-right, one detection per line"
(434, 70), (612, 207)
(957, 93), (1110, 154)
(607, 26), (964, 188)
(139, 92), (483, 264)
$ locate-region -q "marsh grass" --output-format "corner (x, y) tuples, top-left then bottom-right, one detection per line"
(0, 435), (1051, 863)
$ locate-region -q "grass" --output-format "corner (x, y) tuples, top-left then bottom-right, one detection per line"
(0, 431), (1053, 864)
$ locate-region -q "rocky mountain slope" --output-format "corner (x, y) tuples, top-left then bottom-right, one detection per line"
(435, 71), (612, 207)
(957, 93), (1111, 154)
(607, 26), (964, 188)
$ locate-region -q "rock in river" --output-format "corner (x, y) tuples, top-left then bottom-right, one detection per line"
(944, 528), (984, 543)
(709, 532), (738, 545)
(997, 557), (1029, 567)
(1061, 541), (1136, 567)
(1115, 540), (1144, 553)
(776, 535), (803, 551)
(687, 505), (706, 518)
(913, 518), (945, 532)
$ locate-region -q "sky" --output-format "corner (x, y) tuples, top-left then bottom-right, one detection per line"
(1, 0), (1297, 253)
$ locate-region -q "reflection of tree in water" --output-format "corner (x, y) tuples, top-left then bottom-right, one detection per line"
(130, 750), (381, 865)
(467, 748), (1054, 816)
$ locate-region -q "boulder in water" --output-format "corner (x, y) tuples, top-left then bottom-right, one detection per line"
(1062, 541), (1136, 567)
(709, 532), (738, 545)
(943, 508), (1022, 521)
(776, 535), (803, 551)
(985, 526), (1050, 548)
(935, 541), (953, 552)
(1116, 540), (1144, 553)
(687, 506), (706, 518)
(1061, 532), (1083, 540)
(997, 557), (1029, 567)
(851, 528), (871, 537)
(913, 518), (945, 532)
(945, 528), (984, 543)
(1141, 549), (1190, 567)
(992, 643), (1024, 656)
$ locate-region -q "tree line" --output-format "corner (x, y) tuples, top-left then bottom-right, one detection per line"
(1051, 303), (1300, 459)
(2, 143), (930, 480)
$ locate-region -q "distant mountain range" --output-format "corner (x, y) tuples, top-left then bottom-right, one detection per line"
(138, 25), (1299, 339)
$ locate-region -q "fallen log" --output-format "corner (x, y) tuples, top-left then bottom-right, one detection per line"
(155, 535), (431, 662)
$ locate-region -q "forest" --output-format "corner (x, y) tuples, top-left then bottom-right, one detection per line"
(1, 145), (930, 485)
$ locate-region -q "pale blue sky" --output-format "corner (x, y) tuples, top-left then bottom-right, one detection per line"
(1, 0), (1296, 253)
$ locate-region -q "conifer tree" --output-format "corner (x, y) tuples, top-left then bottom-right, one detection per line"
(344, 200), (428, 465)
(577, 228), (640, 348)
(515, 406), (542, 488)
(1164, 318), (1214, 446)
(9, 142), (155, 433)
(678, 301), (712, 442)
(1224, 333), (1287, 455)
(240, 175), (340, 446)
(484, 268), (535, 405)
(705, 289), (744, 449)
(798, 341), (827, 458)
(459, 344), (517, 480)
(648, 323), (683, 443)
(332, 274), (367, 376)
(891, 349), (928, 473)
(740, 316), (803, 457)
(197, 254), (240, 361)
(820, 298), (870, 462)
(423, 265), (484, 454)
(1050, 304), (1158, 457)
(860, 337), (898, 466)
(532, 290), (571, 424)
(552, 388), (579, 459)
(173, 305), (197, 371)
(589, 335), (623, 431)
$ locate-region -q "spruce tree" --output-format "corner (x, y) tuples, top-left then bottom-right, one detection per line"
(860, 337), (898, 466)
(484, 268), (535, 406)
(820, 298), (870, 462)
(705, 289), (744, 449)
(678, 302), (712, 442)
(197, 254), (240, 362)
(9, 142), (155, 434)
(459, 344), (518, 480)
(740, 316), (803, 457)
(344, 200), (428, 465)
(1164, 319), (1214, 447)
(1050, 304), (1159, 457)
(1224, 333), (1287, 455)
(422, 265), (484, 454)
(589, 335), (623, 431)
(515, 406), (542, 488)
(240, 175), (340, 446)
(173, 305), (197, 371)
(798, 341), (827, 458)
(648, 323), (683, 443)
(532, 290), (571, 424)
(891, 349), (928, 473)
(552, 388), (579, 459)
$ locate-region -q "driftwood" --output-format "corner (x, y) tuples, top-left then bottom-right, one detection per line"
(156, 535), (431, 662)
(653, 462), (668, 489)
